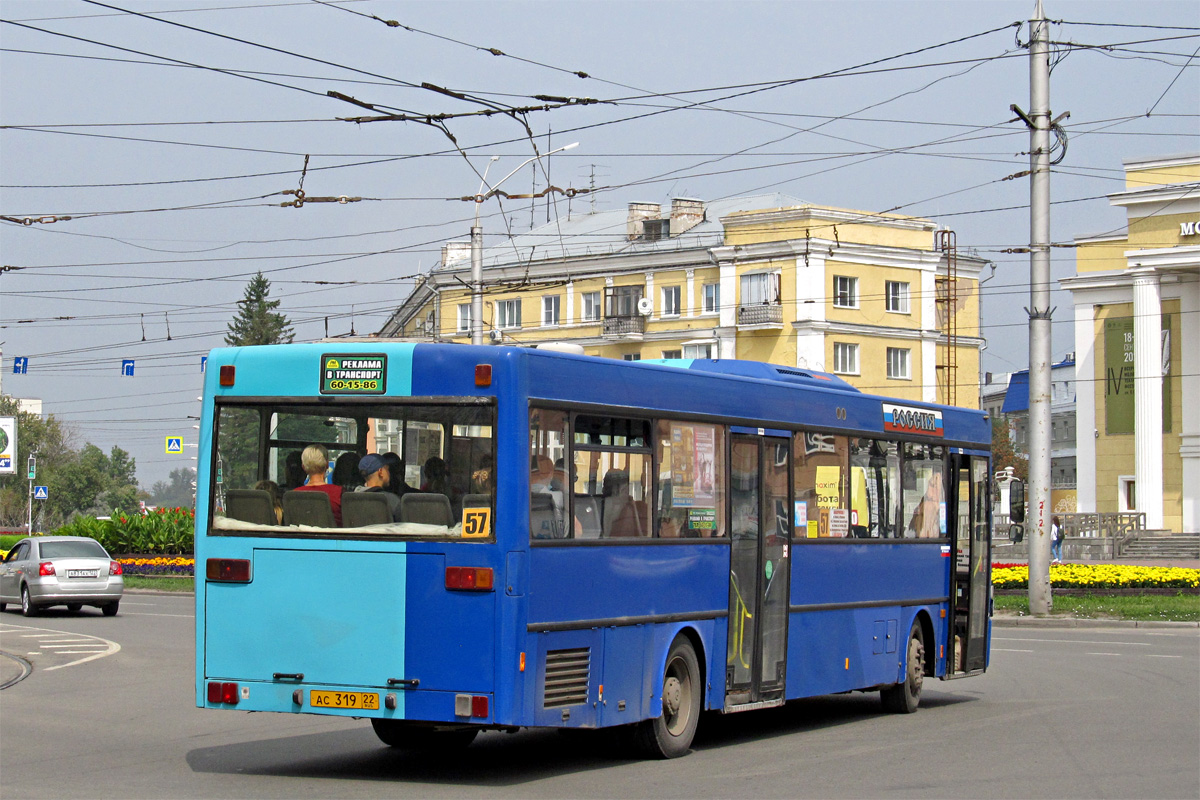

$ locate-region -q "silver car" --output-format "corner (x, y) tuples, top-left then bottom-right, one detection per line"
(0, 536), (124, 616)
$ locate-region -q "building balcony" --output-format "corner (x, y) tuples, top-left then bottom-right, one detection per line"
(737, 303), (783, 326)
(602, 314), (646, 337)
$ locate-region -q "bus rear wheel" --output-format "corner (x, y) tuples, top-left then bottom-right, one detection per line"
(370, 719), (478, 751)
(632, 635), (701, 759)
(881, 622), (924, 714)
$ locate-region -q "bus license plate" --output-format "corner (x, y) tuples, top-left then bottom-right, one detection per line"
(309, 690), (379, 710)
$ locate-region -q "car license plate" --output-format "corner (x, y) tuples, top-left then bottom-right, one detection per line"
(309, 690), (379, 710)
(67, 569), (99, 578)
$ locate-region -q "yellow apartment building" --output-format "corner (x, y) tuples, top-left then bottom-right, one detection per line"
(1062, 154), (1200, 533)
(377, 194), (986, 407)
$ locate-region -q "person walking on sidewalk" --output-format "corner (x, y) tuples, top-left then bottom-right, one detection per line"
(1050, 516), (1063, 564)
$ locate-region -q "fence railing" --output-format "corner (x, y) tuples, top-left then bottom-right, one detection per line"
(602, 314), (646, 336)
(993, 511), (1145, 539)
(737, 304), (783, 325)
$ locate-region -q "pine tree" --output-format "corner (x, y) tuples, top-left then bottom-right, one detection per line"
(225, 272), (294, 346)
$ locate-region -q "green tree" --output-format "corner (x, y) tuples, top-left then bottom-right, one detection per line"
(0, 396), (75, 529)
(149, 467), (196, 508)
(47, 443), (141, 519)
(225, 272), (294, 346)
(991, 418), (1028, 484)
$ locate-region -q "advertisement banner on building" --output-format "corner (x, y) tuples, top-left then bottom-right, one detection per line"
(0, 416), (16, 474)
(1104, 315), (1171, 435)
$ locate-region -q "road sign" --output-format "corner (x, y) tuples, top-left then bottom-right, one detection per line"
(12, 357), (28, 374)
(165, 437), (183, 454)
(121, 359), (135, 376)
(33, 486), (48, 500)
(200, 356), (207, 373)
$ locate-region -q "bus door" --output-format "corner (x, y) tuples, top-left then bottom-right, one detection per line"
(726, 433), (790, 708)
(949, 454), (991, 674)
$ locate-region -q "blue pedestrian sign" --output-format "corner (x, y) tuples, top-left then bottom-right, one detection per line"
(33, 486), (48, 500)
(200, 356), (208, 373)
(165, 437), (183, 454)
(13, 357), (28, 374)
(121, 359), (135, 376)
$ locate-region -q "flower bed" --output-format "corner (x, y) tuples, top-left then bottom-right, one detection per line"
(118, 556), (195, 577)
(992, 563), (1199, 592)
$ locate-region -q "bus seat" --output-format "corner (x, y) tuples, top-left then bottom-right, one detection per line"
(530, 492), (564, 539)
(606, 498), (649, 538)
(574, 495), (602, 538)
(225, 489), (277, 526)
(282, 490), (336, 527)
(342, 492), (393, 527)
(401, 493), (454, 527)
(461, 493), (491, 510)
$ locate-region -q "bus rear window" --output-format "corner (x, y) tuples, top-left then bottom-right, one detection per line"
(210, 401), (494, 539)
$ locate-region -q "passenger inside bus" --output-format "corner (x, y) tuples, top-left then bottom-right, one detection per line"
(332, 451), (362, 491)
(381, 452), (417, 497)
(291, 444), (343, 525)
(351, 454), (403, 522)
(253, 479), (284, 524)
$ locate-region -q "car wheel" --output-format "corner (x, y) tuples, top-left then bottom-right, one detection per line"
(0, 602), (6, 613)
(21, 586), (39, 617)
(67, 603), (83, 613)
(102, 601), (119, 617)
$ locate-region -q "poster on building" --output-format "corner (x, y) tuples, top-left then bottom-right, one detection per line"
(0, 416), (15, 474)
(1104, 315), (1172, 435)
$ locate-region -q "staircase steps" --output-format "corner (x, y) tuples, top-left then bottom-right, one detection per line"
(1120, 535), (1200, 560)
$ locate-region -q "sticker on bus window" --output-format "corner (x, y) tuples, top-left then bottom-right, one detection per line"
(688, 508), (716, 529)
(320, 354), (387, 395)
(461, 507), (491, 538)
(795, 502), (807, 526)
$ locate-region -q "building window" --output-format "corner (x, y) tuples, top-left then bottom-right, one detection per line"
(741, 273), (778, 305)
(496, 298), (522, 329)
(886, 347), (910, 380)
(662, 285), (681, 316)
(885, 281), (910, 313)
(606, 285), (643, 317)
(683, 343), (714, 359)
(542, 295), (560, 327)
(661, 349), (682, 359)
(581, 291), (601, 322)
(703, 283), (720, 314)
(833, 276), (858, 308)
(457, 303), (472, 333)
(833, 342), (859, 375)
(623, 353), (641, 361)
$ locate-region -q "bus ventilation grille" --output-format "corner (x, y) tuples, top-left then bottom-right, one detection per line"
(543, 647), (591, 709)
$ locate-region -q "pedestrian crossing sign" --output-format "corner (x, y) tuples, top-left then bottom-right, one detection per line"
(34, 486), (48, 500)
(165, 437), (183, 454)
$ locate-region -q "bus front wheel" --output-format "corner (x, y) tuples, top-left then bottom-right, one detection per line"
(881, 622), (924, 714)
(370, 719), (478, 750)
(632, 636), (701, 759)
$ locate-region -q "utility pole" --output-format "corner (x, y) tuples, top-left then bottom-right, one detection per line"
(1015, 1), (1054, 614)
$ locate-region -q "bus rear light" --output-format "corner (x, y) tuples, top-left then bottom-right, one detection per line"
(207, 558), (251, 582)
(474, 364), (492, 387)
(455, 693), (489, 718)
(219, 365), (236, 386)
(39, 562), (55, 577)
(207, 681), (239, 705)
(109, 560), (123, 576)
(445, 566), (493, 591)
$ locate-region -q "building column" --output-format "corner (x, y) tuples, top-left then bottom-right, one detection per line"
(1180, 276), (1200, 533)
(1130, 266), (1164, 529)
(1074, 302), (1097, 514)
(685, 269), (695, 318)
(565, 281), (575, 326)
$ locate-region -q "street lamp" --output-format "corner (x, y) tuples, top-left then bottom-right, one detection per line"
(470, 142), (580, 345)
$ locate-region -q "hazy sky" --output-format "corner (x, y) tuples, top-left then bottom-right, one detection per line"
(1, 0), (1197, 488)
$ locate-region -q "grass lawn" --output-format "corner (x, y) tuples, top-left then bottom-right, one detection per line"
(994, 592), (1200, 621)
(124, 576), (194, 593)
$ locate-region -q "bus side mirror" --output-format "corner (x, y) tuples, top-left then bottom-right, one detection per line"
(1009, 480), (1025, 523)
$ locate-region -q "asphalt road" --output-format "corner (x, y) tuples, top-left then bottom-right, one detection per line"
(1, 594), (1197, 799)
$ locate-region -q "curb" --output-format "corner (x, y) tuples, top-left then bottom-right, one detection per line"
(992, 615), (1199, 629)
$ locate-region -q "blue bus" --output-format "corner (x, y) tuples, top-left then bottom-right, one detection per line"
(195, 343), (992, 758)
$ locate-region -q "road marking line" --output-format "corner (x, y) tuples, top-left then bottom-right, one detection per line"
(995, 637), (1151, 646)
(0, 621), (121, 671)
(122, 613), (192, 618)
(1086, 652), (1123, 656)
(993, 648), (1034, 652)
(1145, 654), (1183, 659)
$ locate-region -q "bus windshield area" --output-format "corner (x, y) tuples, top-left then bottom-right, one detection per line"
(209, 400), (494, 539)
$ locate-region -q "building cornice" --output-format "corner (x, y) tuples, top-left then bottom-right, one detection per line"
(720, 204), (938, 233)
